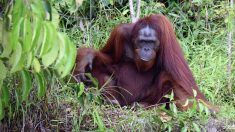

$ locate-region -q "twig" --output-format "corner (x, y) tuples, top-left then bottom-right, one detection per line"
(136, 0), (141, 21)
(227, 0), (234, 94)
(129, 0), (135, 22)
(129, 0), (141, 23)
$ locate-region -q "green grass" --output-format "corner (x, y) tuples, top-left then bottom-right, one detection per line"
(59, 0), (234, 131)
(1, 0), (234, 131)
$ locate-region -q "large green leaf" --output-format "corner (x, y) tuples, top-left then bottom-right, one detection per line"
(10, 18), (23, 50)
(0, 30), (12, 58)
(34, 21), (46, 56)
(35, 72), (46, 98)
(31, 18), (42, 50)
(55, 33), (74, 77)
(31, 1), (45, 19)
(38, 24), (48, 57)
(10, 42), (24, 73)
(54, 33), (66, 68)
(22, 18), (33, 52)
(12, 0), (25, 26)
(55, 33), (76, 78)
(42, 41), (59, 67)
(0, 18), (23, 58)
(40, 23), (56, 57)
(60, 35), (76, 78)
(21, 70), (32, 102)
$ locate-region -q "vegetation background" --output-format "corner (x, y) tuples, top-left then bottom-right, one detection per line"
(0, 0), (234, 131)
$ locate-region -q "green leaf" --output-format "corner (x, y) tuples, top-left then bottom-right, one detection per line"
(6, 5), (13, 30)
(11, 18), (23, 50)
(38, 24), (47, 57)
(39, 23), (54, 57)
(46, 23), (56, 47)
(2, 85), (10, 108)
(0, 31), (12, 58)
(30, 18), (42, 53)
(192, 123), (201, 132)
(198, 102), (204, 113)
(34, 23), (45, 55)
(35, 72), (46, 98)
(22, 18), (33, 52)
(77, 82), (85, 98)
(86, 73), (99, 88)
(164, 90), (174, 101)
(192, 103), (198, 114)
(93, 109), (106, 132)
(167, 125), (172, 132)
(170, 103), (178, 114)
(51, 8), (60, 28)
(31, 1), (45, 19)
(41, 29), (59, 67)
(181, 126), (188, 132)
(0, 98), (4, 120)
(32, 58), (41, 73)
(1, 18), (23, 58)
(10, 42), (24, 73)
(0, 60), (7, 80)
(12, 0), (24, 26)
(122, 10), (129, 15)
(26, 52), (33, 68)
(21, 70), (32, 102)
(60, 35), (76, 78)
(54, 33), (66, 67)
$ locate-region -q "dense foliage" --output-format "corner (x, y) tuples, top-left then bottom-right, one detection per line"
(0, 0), (76, 121)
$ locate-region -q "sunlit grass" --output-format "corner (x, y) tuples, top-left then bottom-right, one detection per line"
(2, 0), (233, 131)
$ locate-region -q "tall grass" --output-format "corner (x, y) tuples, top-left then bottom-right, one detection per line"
(0, 0), (234, 131)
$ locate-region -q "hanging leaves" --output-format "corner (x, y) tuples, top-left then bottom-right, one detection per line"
(0, 0), (77, 120)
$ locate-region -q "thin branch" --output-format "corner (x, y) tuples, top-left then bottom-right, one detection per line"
(129, 0), (141, 23)
(136, 0), (141, 21)
(227, 0), (234, 94)
(129, 0), (135, 22)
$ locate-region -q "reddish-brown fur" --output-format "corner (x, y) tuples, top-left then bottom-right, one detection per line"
(75, 14), (216, 110)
